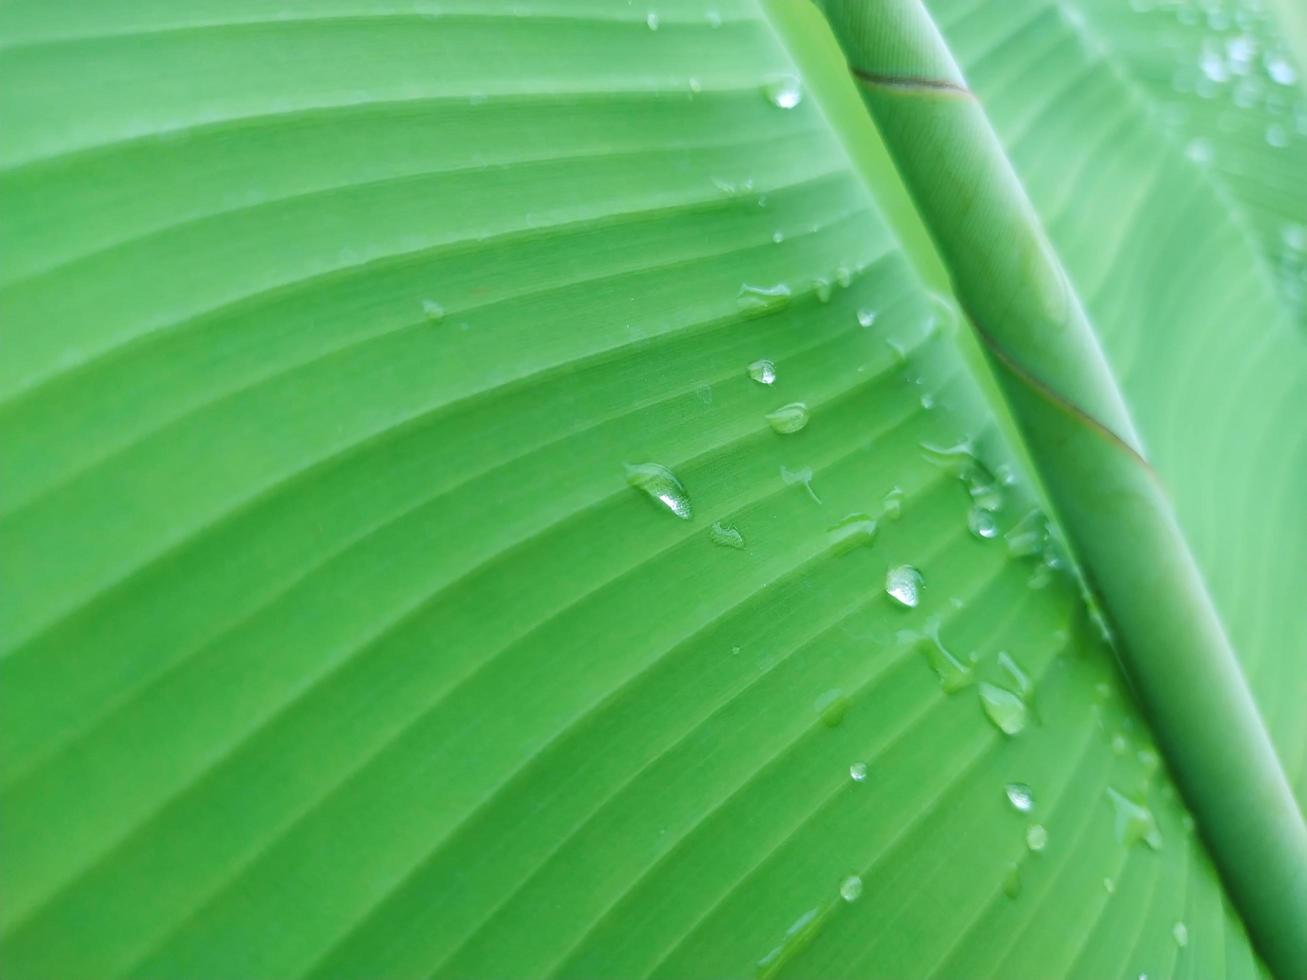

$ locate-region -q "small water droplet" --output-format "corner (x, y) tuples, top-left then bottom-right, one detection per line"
(815, 689), (849, 728)
(625, 462), (693, 520)
(850, 762), (868, 782)
(762, 75), (802, 109)
(834, 265), (852, 288)
(688, 77), (702, 93)
(829, 513), (877, 553)
(766, 402), (810, 434)
(1266, 123), (1289, 147)
(421, 299), (446, 320)
(1111, 733), (1129, 755)
(781, 465), (821, 504)
(1006, 508), (1049, 558)
(1137, 747), (1160, 774)
(738, 282), (792, 316)
(839, 875), (863, 902)
(772, 230), (785, 244)
(748, 358), (777, 385)
(813, 278), (833, 303)
(1267, 56), (1297, 85)
(1104, 877), (1116, 894)
(979, 683), (1027, 736)
(1181, 812), (1195, 832)
(968, 506), (998, 539)
(1005, 783), (1034, 812)
(709, 521), (745, 550)
(645, 11), (660, 30)
(880, 487), (903, 521)
(1172, 921), (1188, 947)
(1107, 787), (1163, 850)
(1025, 824), (1048, 852)
(706, 8), (722, 28)
(886, 564), (924, 608)
(857, 308), (877, 328)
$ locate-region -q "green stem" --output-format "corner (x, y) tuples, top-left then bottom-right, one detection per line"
(812, 0), (1307, 974)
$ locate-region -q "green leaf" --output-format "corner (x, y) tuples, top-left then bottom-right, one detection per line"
(0, 2), (1301, 979)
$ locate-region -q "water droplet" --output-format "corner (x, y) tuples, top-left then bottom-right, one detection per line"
(1005, 783), (1034, 813)
(756, 908), (821, 975)
(886, 564), (924, 608)
(813, 278), (833, 303)
(1181, 812), (1195, 832)
(738, 282), (792, 316)
(815, 689), (849, 728)
(1003, 863), (1022, 898)
(968, 506), (998, 539)
(688, 77), (702, 94)
(1137, 747), (1160, 775)
(781, 465), (821, 504)
(1283, 223), (1306, 252)
(709, 521), (745, 550)
(850, 762), (868, 782)
(1104, 877), (1116, 894)
(921, 439), (1003, 511)
(979, 683), (1027, 736)
(839, 875), (863, 902)
(421, 299), (446, 320)
(829, 513), (877, 553)
(1267, 56), (1297, 85)
(1266, 123), (1289, 147)
(766, 402), (810, 434)
(834, 264), (852, 288)
(1025, 824), (1048, 852)
(748, 358), (777, 385)
(625, 462), (693, 520)
(1185, 139), (1213, 165)
(772, 230), (785, 244)
(1172, 922), (1189, 947)
(908, 617), (973, 692)
(762, 75), (802, 109)
(706, 8), (722, 28)
(1006, 508), (1049, 558)
(1111, 733), (1128, 755)
(1107, 787), (1163, 850)
(880, 487), (903, 521)
(645, 11), (660, 30)
(857, 308), (877, 328)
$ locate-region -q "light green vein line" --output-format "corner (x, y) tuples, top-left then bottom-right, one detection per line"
(1, 9), (756, 52)
(3, 124), (823, 289)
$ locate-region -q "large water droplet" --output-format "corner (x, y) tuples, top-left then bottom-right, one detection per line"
(857, 308), (877, 328)
(1107, 787), (1163, 850)
(829, 513), (877, 554)
(766, 402), (810, 434)
(979, 683), (1027, 736)
(645, 10), (660, 30)
(738, 282), (791, 316)
(968, 506), (998, 539)
(748, 358), (777, 385)
(850, 762), (868, 783)
(1005, 782), (1034, 812)
(625, 462), (693, 520)
(839, 875), (863, 902)
(1172, 921), (1189, 947)
(1267, 56), (1297, 85)
(762, 75), (802, 109)
(886, 564), (924, 608)
(1026, 824), (1048, 852)
(815, 689), (849, 728)
(781, 465), (821, 504)
(709, 521), (745, 550)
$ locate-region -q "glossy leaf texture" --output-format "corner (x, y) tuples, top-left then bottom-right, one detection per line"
(0, 2), (1297, 979)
